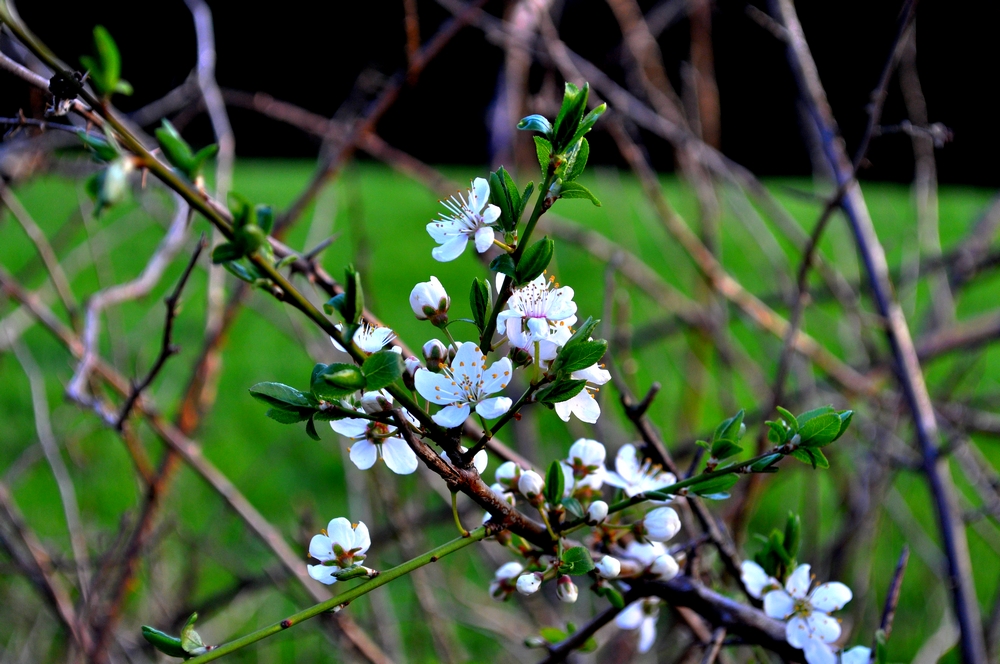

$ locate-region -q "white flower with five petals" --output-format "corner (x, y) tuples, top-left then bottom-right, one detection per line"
(414, 342), (513, 428)
(616, 598), (661, 653)
(427, 178), (501, 261)
(559, 438), (606, 492)
(763, 564), (853, 664)
(497, 274), (577, 342)
(307, 518), (371, 585)
(740, 560), (782, 599)
(604, 443), (676, 497)
(330, 393), (419, 475)
(554, 362), (611, 424)
(331, 323), (399, 355)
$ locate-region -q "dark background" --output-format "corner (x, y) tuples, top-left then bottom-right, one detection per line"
(3, 0), (997, 185)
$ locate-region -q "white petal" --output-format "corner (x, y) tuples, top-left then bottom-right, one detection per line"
(764, 589), (795, 620)
(803, 637), (837, 664)
(474, 226), (495, 253)
(426, 219), (463, 243)
(567, 390), (601, 423)
(569, 439), (606, 467)
(472, 449), (489, 474)
(330, 417), (367, 438)
(806, 612), (842, 644)
(572, 363), (611, 385)
(381, 437), (418, 475)
(326, 518), (355, 549)
(786, 615), (811, 649)
(352, 521), (371, 555)
(349, 439), (379, 470)
(307, 564), (339, 585)
(615, 444), (641, 483)
(740, 560), (775, 600)
(526, 317), (550, 338)
(452, 342), (484, 383)
(638, 616), (657, 654)
(786, 564), (812, 599)
(433, 403), (471, 428)
(471, 177), (490, 212)
(432, 236), (468, 262)
(476, 397), (512, 420)
(308, 534), (334, 562)
(480, 357), (513, 394)
(810, 582), (853, 613)
(615, 602), (645, 630)
(602, 471), (629, 490)
(414, 368), (462, 405)
(840, 646), (872, 664)
(481, 204), (501, 224)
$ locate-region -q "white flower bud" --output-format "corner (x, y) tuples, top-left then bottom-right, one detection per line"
(643, 507), (682, 542)
(556, 575), (578, 603)
(489, 561), (524, 600)
(595, 555), (621, 579)
(495, 461), (522, 490)
(403, 356), (421, 390)
(422, 339), (448, 372)
(650, 554), (679, 581)
(360, 391), (391, 414)
(516, 573), (542, 595)
(586, 500), (609, 524)
(410, 277), (450, 323)
(518, 470), (545, 499)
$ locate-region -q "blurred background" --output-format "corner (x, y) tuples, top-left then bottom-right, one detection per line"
(2, 0), (1000, 663)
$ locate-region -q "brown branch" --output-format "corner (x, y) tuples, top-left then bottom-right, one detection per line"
(116, 234), (207, 428)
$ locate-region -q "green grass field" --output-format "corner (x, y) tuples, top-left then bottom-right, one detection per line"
(1, 162), (998, 662)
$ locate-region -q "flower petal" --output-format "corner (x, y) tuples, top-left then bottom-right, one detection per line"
(452, 342), (484, 383)
(614, 444), (641, 483)
(840, 646), (872, 664)
(308, 534), (334, 562)
(330, 417), (367, 438)
(476, 397), (512, 420)
(349, 439), (378, 470)
(615, 602), (645, 630)
(472, 449), (488, 475)
(803, 636), (837, 664)
(433, 403), (471, 428)
(307, 564), (339, 585)
(481, 204), (501, 225)
(352, 521), (371, 556)
(566, 390), (601, 424)
(785, 615), (811, 649)
(638, 616), (657, 654)
(806, 612), (841, 644)
(785, 564), (812, 599)
(526, 317), (550, 338)
(740, 560), (778, 600)
(432, 236), (468, 262)
(414, 368), (462, 405)
(381, 437), (418, 475)
(326, 518), (356, 549)
(480, 357), (513, 394)
(474, 226), (495, 253)
(426, 219), (463, 243)
(763, 589), (795, 620)
(471, 178), (490, 212)
(810, 582), (853, 613)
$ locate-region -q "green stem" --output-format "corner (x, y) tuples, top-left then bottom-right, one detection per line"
(186, 527), (487, 663)
(451, 491), (470, 536)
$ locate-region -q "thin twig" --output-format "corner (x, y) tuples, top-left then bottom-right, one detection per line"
(871, 545), (910, 663)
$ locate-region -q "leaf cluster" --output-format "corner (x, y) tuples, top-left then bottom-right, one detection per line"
(155, 119), (219, 180)
(751, 512), (801, 582)
(535, 317), (607, 406)
(79, 25), (132, 98)
(768, 405), (853, 469)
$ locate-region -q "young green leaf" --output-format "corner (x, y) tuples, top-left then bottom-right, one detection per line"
(798, 412), (843, 447)
(266, 408), (312, 424)
(535, 378), (587, 405)
(689, 473), (739, 496)
(784, 512), (801, 558)
(749, 453), (782, 472)
(343, 266), (364, 324)
(557, 181), (601, 206)
(489, 170), (515, 232)
(249, 382), (313, 410)
(560, 496), (584, 519)
(545, 459), (565, 505)
(305, 416), (321, 441)
(790, 447), (830, 469)
(318, 363), (366, 397)
(141, 626), (187, 658)
(212, 242), (244, 264)
(533, 136), (552, 175)
(775, 406), (799, 431)
(517, 182), (535, 222)
(362, 351), (403, 391)
(470, 278), (491, 333)
(710, 438), (743, 460)
(552, 339), (606, 375)
(713, 409), (746, 444)
(560, 545), (595, 575)
(490, 253), (517, 279)
(517, 114), (553, 136)
(563, 138), (589, 182)
(515, 237), (554, 285)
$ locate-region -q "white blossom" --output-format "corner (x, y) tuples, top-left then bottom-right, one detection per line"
(330, 393), (418, 475)
(331, 322), (398, 355)
(840, 646), (871, 664)
(556, 575), (578, 603)
(618, 540), (679, 581)
(763, 564), (853, 664)
(586, 500), (609, 524)
(410, 277), (450, 321)
(554, 363), (611, 424)
(494, 461), (523, 491)
(560, 438), (606, 492)
(427, 178), (501, 261)
(643, 506), (682, 542)
(650, 553), (679, 581)
(518, 470), (545, 499)
(604, 444), (676, 497)
(307, 518), (371, 585)
(516, 572), (542, 595)
(616, 599), (660, 654)
(414, 342), (513, 428)
(497, 274), (577, 343)
(440, 445), (489, 475)
(489, 561), (524, 600)
(595, 555), (621, 579)
(740, 560), (781, 599)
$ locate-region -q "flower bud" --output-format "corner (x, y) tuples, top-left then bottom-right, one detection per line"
(447, 342), (462, 363)
(556, 575), (578, 603)
(650, 554), (679, 581)
(403, 356), (421, 390)
(586, 500), (609, 524)
(409, 277), (450, 325)
(360, 391), (391, 414)
(524, 636), (548, 649)
(643, 507), (681, 542)
(495, 461), (522, 490)
(422, 339), (448, 372)
(489, 561), (524, 601)
(516, 572), (542, 595)
(518, 470), (545, 500)
(595, 555), (621, 579)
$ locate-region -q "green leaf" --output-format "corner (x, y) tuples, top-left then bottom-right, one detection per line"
(557, 181), (601, 206)
(222, 260), (256, 284)
(552, 82), (589, 152)
(560, 496), (584, 519)
(545, 460), (565, 505)
(562, 317), (599, 350)
(567, 103), (607, 147)
(191, 144), (219, 176)
(713, 409), (745, 444)
(768, 531), (793, 565)
(470, 278), (491, 334)
(784, 512), (801, 558)
(343, 266), (364, 324)
(515, 237), (554, 285)
(517, 182), (534, 222)
(563, 137), (589, 182)
(93, 26), (121, 91)
(539, 627), (567, 644)
(710, 438), (743, 460)
(324, 294), (346, 317)
(797, 405), (836, 425)
(141, 626), (186, 658)
(77, 131), (119, 161)
(798, 412), (843, 447)
(690, 473), (739, 496)
(533, 136), (552, 175)
(362, 351), (403, 391)
(517, 114), (552, 135)
(602, 585), (625, 609)
(553, 339), (606, 375)
(180, 613), (204, 653)
(266, 408), (312, 424)
(489, 170), (515, 232)
(317, 363), (366, 398)
(535, 378), (587, 405)
(155, 119), (197, 177)
(836, 410), (854, 440)
(305, 417), (321, 441)
(790, 447), (829, 469)
(249, 383), (313, 410)
(560, 545), (595, 575)
(766, 420), (790, 444)
(490, 253), (517, 278)
(749, 453), (782, 472)
(775, 406), (799, 431)
(212, 242), (244, 264)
